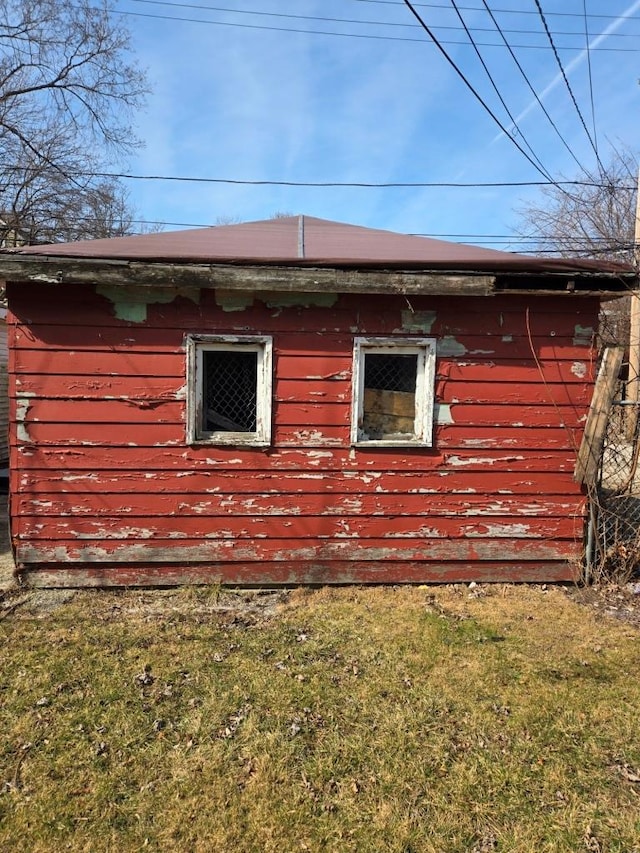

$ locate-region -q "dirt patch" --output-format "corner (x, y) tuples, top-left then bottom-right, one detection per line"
(565, 581), (640, 628)
(1, 583), (293, 621)
(2, 577), (640, 629)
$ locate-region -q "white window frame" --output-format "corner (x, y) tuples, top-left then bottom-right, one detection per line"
(186, 334), (273, 446)
(351, 336), (436, 447)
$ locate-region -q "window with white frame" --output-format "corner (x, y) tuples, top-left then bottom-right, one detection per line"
(351, 337), (436, 446)
(186, 335), (273, 445)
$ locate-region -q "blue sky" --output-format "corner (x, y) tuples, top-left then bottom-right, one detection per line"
(112, 0), (640, 250)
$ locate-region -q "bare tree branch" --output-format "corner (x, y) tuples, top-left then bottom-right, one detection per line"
(0, 0), (151, 243)
(515, 151), (638, 348)
(515, 151), (637, 263)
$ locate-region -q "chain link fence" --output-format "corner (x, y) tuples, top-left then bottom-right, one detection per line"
(592, 375), (640, 582)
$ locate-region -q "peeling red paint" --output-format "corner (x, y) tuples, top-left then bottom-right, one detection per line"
(7, 285), (599, 585)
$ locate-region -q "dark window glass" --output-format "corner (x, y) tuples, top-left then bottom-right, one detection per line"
(203, 350), (257, 433)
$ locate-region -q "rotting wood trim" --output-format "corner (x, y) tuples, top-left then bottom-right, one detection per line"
(15, 539), (578, 564)
(19, 559), (577, 588)
(495, 288), (626, 297)
(574, 345), (624, 485)
(0, 256), (493, 295)
(0, 256), (633, 294)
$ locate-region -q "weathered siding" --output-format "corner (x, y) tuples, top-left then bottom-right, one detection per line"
(8, 281), (599, 585)
(0, 309), (8, 467)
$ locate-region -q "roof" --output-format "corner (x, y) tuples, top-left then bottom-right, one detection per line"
(6, 215), (635, 276)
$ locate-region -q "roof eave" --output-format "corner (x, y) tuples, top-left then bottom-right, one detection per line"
(0, 254), (634, 297)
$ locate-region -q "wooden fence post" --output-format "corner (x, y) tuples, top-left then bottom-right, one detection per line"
(574, 346), (624, 486)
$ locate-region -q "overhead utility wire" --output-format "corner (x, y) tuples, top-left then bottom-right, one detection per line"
(74, 171), (630, 188)
(399, 0), (558, 184)
(479, 0), (588, 174)
(14, 163), (632, 190)
(583, 0), (599, 155)
(44, 215), (630, 254)
(26, 213), (631, 245)
(352, 0), (640, 21)
(533, 0), (604, 171)
(110, 7), (640, 52)
(448, 0), (554, 182)
(127, 0), (434, 31)
(34, 215), (628, 245)
(22, 217), (630, 244)
(126, 0), (639, 40)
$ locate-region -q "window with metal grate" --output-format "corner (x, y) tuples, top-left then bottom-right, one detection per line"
(186, 335), (273, 445)
(351, 337), (436, 446)
(203, 350), (258, 432)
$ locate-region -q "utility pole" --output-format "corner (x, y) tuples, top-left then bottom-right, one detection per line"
(626, 166), (640, 438)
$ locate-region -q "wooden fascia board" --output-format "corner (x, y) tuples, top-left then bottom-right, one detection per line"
(0, 255), (633, 296)
(0, 256), (495, 295)
(496, 287), (629, 297)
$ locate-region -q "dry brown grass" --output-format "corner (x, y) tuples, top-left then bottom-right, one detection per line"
(1, 583), (639, 852)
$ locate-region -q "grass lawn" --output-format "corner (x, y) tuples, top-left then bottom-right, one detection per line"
(1, 583), (639, 852)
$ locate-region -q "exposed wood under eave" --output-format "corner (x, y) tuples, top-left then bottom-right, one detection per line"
(0, 257), (494, 295)
(496, 287), (626, 297)
(0, 255), (634, 296)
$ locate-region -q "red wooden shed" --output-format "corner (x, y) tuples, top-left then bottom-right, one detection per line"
(0, 216), (634, 587)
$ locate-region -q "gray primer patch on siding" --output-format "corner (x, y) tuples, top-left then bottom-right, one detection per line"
(435, 403), (455, 424)
(96, 284), (200, 323)
(437, 336), (467, 357)
(264, 292), (338, 309)
(400, 309), (436, 333)
(573, 325), (594, 346)
(16, 395), (33, 442)
(215, 289), (254, 312)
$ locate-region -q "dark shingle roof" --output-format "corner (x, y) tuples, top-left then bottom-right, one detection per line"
(9, 215), (634, 276)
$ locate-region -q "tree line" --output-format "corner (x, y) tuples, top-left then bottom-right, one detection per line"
(0, 0), (147, 246)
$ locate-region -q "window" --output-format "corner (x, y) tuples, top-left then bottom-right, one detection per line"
(186, 335), (273, 445)
(351, 337), (436, 446)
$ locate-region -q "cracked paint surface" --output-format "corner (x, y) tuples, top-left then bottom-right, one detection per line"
(8, 282), (597, 586)
(96, 284), (200, 322)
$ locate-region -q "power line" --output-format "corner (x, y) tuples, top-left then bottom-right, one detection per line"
(109, 5), (640, 52)
(9, 163), (635, 189)
(399, 0), (562, 184)
(351, 0), (640, 22)
(124, 0), (640, 40)
(127, 0), (428, 31)
(24, 214), (633, 254)
(70, 171), (635, 188)
(447, 0), (555, 183)
(478, 0), (588, 176)
(532, 0), (605, 171)
(56, 216), (633, 243)
(583, 0), (599, 155)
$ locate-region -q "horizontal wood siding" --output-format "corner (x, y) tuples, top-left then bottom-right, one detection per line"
(0, 315), (8, 467)
(7, 282), (600, 585)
